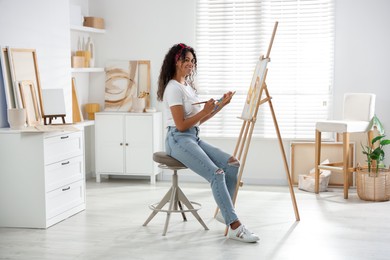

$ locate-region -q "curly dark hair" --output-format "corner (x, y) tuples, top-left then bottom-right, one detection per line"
(157, 43), (197, 101)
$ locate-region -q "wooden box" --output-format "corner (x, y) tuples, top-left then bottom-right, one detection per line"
(83, 17), (105, 29)
(72, 56), (85, 68)
(290, 142), (355, 186)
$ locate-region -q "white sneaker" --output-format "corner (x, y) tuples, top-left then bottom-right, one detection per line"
(228, 225), (260, 243)
(215, 211), (225, 224)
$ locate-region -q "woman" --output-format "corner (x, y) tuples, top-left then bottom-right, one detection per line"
(157, 43), (259, 243)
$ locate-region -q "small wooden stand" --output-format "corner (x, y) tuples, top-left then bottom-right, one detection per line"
(216, 22), (300, 235)
(43, 114), (66, 125)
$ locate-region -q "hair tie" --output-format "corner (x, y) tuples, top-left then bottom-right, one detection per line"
(175, 43), (189, 62)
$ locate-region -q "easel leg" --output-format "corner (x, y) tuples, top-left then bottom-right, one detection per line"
(265, 87), (300, 221)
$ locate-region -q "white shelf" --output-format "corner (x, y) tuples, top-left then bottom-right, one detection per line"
(71, 68), (104, 73)
(70, 25), (106, 34)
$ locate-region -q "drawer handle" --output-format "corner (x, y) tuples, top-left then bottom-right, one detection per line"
(61, 135), (69, 139)
(125, 143), (129, 146)
(120, 143), (123, 146)
(61, 161), (70, 165)
(62, 186), (70, 191)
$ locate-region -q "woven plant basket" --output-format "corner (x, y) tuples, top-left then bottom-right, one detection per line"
(356, 166), (390, 202)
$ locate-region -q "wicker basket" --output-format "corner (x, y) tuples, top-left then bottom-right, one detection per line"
(356, 166), (390, 201)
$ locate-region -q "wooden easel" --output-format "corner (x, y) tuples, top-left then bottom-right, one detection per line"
(43, 114), (66, 125)
(216, 22), (300, 235)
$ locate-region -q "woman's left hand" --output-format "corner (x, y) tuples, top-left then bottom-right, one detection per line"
(219, 91), (235, 107)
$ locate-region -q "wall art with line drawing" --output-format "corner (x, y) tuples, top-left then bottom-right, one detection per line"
(104, 60), (150, 112)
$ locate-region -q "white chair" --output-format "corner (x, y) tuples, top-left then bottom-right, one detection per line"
(314, 93), (376, 199)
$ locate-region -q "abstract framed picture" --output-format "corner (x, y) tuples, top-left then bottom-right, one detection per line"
(104, 60), (150, 112)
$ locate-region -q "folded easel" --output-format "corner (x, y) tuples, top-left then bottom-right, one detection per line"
(216, 22), (300, 235)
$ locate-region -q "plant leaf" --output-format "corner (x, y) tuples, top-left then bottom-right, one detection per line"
(372, 135), (384, 144)
(380, 139), (390, 146)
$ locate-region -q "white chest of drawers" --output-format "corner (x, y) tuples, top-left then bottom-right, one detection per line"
(0, 130), (86, 228)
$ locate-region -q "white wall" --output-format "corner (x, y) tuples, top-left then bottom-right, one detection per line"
(0, 0), (72, 127)
(1, 0), (389, 184)
(87, 0), (196, 111)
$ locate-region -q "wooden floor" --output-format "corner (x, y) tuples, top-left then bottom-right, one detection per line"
(1, 178), (390, 260)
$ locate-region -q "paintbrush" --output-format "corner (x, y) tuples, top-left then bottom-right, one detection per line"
(192, 91), (236, 105)
(192, 101), (208, 105)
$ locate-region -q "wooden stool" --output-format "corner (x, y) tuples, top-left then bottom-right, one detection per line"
(143, 152), (209, 236)
(314, 93), (376, 199)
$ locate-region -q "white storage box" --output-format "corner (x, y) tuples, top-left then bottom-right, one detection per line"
(298, 159), (331, 192)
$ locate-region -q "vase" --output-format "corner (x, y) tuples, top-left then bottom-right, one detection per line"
(7, 108), (26, 130)
(131, 97), (145, 113)
(356, 166), (390, 201)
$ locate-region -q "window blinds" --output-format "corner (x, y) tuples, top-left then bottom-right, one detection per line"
(195, 0), (335, 139)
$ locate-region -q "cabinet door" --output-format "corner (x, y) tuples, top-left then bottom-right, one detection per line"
(125, 115), (153, 174)
(95, 114), (124, 174)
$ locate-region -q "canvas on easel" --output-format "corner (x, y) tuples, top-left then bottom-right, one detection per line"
(241, 57), (269, 120)
(216, 22), (300, 235)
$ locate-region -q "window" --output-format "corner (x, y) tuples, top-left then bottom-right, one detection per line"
(196, 0), (335, 139)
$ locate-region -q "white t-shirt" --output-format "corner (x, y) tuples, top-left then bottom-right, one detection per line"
(163, 79), (201, 127)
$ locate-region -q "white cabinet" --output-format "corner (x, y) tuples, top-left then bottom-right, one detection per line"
(95, 112), (162, 184)
(0, 130), (86, 228)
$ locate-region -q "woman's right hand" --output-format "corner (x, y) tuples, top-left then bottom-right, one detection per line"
(203, 98), (216, 114)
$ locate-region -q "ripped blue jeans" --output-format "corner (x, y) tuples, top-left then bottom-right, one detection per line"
(166, 126), (239, 225)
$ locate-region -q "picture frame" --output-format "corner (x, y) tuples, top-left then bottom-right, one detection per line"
(7, 48), (44, 117)
(18, 80), (41, 126)
(137, 60), (151, 108)
(0, 47), (16, 109)
(290, 142), (355, 186)
(104, 60), (151, 112)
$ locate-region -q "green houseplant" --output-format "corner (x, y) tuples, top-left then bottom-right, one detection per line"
(357, 115), (390, 201)
(361, 115), (390, 174)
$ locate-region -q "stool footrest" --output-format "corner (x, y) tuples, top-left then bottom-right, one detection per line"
(149, 201), (202, 213)
(318, 165), (343, 172)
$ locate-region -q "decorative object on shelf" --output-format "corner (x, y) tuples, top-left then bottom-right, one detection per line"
(357, 115), (390, 201)
(72, 36), (94, 68)
(104, 60), (151, 112)
(145, 107), (156, 113)
(7, 108), (26, 129)
(131, 96), (146, 113)
(71, 56), (85, 68)
(83, 17), (105, 29)
(72, 78), (83, 123)
(75, 50), (91, 67)
(86, 37), (95, 67)
(85, 103), (100, 120)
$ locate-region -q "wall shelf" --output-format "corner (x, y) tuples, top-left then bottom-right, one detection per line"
(71, 68), (104, 73)
(70, 25), (106, 34)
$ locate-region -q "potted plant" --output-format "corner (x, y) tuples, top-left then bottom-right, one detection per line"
(357, 115), (390, 201)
